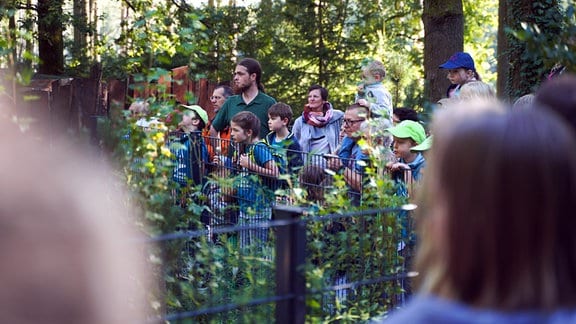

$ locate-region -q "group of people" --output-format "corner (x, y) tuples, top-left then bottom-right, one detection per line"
(184, 54), (576, 323)
(381, 65), (576, 321)
(154, 56), (420, 248)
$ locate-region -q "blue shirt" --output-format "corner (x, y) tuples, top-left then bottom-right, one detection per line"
(379, 295), (576, 324)
(171, 131), (208, 187)
(232, 142), (276, 212)
(338, 138), (370, 205)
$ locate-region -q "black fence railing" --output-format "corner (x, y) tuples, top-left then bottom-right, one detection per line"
(168, 133), (415, 215)
(151, 204), (417, 323)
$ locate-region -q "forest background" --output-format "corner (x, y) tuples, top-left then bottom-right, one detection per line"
(1, 1), (575, 320)
(0, 0), (575, 119)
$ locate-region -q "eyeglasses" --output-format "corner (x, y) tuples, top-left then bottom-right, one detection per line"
(210, 95), (223, 100)
(343, 119), (365, 126)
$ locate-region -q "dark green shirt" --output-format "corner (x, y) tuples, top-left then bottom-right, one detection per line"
(211, 91), (276, 136)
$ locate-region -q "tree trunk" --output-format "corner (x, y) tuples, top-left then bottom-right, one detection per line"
(38, 0), (64, 75)
(73, 0), (88, 73)
(422, 0), (463, 104)
(497, 0), (560, 101)
(496, 0), (508, 100)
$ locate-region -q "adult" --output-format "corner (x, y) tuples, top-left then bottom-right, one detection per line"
(292, 85), (344, 157)
(326, 104), (369, 206)
(209, 58), (276, 140)
(383, 106), (576, 323)
(205, 84), (234, 158)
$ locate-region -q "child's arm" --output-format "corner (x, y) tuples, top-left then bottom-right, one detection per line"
(386, 161), (410, 172)
(238, 154), (279, 177)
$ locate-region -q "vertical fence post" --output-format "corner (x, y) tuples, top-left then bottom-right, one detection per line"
(274, 205), (306, 324)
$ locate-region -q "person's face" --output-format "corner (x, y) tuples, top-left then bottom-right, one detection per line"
(393, 137), (416, 160)
(447, 68), (473, 85)
(233, 65), (255, 92)
(210, 88), (227, 112)
(307, 89), (324, 111)
(342, 108), (366, 139)
(178, 112), (197, 129)
(392, 114), (401, 125)
(230, 121), (250, 144)
(268, 114), (286, 132)
(361, 69), (379, 85)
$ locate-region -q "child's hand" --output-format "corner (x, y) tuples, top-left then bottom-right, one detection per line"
(238, 153), (250, 169)
(325, 155), (342, 171)
(386, 162), (410, 171)
(357, 99), (369, 108)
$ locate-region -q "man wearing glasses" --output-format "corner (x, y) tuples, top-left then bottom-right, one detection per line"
(326, 103), (370, 205)
(205, 85), (234, 157)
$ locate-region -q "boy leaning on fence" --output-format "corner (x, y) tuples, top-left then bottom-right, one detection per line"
(263, 102), (304, 191)
(170, 105), (209, 207)
(385, 120), (427, 197)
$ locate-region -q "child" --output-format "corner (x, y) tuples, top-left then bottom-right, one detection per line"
(386, 120), (427, 197)
(439, 52), (481, 98)
(170, 105), (209, 201)
(355, 59), (393, 125)
(263, 102), (304, 190)
(216, 111), (279, 248)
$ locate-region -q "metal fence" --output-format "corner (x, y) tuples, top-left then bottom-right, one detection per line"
(151, 205), (416, 323)
(156, 132), (418, 322)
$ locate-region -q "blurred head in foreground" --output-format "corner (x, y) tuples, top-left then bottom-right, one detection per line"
(0, 120), (150, 323)
(416, 103), (576, 311)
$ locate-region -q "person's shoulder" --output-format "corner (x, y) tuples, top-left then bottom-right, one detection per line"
(256, 91), (276, 104)
(380, 294), (576, 324)
(263, 132), (276, 144)
(224, 94), (243, 105)
(379, 295), (469, 324)
(332, 109), (345, 118)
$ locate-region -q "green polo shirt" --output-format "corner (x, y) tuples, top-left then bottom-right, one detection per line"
(211, 91), (276, 136)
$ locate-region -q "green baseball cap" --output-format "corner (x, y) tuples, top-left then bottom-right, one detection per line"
(386, 120), (426, 144)
(180, 104), (209, 125)
(411, 135), (432, 152)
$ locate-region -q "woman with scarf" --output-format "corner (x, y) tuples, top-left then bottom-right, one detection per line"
(292, 85), (344, 164)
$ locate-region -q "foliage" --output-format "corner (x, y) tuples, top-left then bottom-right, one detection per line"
(503, 0), (564, 99)
(463, 0), (498, 87)
(509, 3), (576, 85)
(245, 0), (425, 115)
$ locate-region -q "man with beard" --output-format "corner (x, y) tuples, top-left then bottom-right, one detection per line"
(209, 58), (276, 138)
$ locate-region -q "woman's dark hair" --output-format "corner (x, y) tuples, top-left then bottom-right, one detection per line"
(299, 165), (328, 202)
(231, 111), (260, 138)
(393, 107), (419, 122)
(418, 106), (576, 310)
(308, 85), (328, 101)
(237, 58), (264, 92)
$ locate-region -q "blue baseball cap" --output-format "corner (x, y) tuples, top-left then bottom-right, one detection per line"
(439, 52), (476, 71)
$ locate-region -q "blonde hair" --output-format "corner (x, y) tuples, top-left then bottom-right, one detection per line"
(459, 81), (495, 101)
(364, 60), (386, 79)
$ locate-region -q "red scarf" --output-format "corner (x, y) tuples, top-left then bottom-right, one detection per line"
(303, 102), (334, 128)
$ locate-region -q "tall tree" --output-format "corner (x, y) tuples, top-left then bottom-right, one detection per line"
(37, 0), (64, 74)
(72, 0), (89, 74)
(422, 0), (463, 103)
(497, 0), (563, 100)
